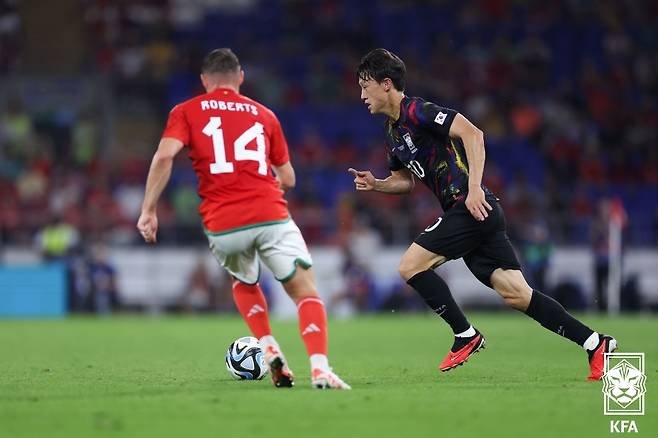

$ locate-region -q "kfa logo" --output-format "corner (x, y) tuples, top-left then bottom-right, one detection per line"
(402, 133), (417, 154)
(602, 353), (646, 434)
(602, 353), (646, 415)
(610, 421), (638, 433)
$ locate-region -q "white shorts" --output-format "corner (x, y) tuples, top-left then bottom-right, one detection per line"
(206, 219), (312, 284)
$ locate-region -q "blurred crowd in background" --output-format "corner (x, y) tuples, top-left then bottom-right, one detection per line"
(0, 0), (657, 313)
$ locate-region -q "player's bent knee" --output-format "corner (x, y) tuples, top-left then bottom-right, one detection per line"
(282, 267), (319, 302)
(398, 259), (421, 282)
(398, 244), (445, 281)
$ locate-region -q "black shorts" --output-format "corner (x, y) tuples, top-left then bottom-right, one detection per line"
(414, 200), (521, 288)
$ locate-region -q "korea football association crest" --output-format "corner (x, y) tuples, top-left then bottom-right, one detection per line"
(602, 353), (646, 416)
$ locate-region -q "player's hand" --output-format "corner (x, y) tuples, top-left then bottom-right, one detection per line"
(348, 168), (376, 191)
(465, 187), (492, 221)
(137, 210), (158, 243)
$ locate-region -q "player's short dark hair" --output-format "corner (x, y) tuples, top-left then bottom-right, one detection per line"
(357, 48), (406, 91)
(201, 48), (240, 75)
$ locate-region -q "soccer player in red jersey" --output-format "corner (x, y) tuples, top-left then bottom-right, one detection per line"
(137, 48), (350, 389)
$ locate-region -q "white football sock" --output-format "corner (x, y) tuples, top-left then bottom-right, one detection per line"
(310, 354), (329, 371)
(583, 332), (600, 351)
(258, 335), (280, 354)
(455, 326), (476, 338)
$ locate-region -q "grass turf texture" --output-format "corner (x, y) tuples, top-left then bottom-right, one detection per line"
(1, 313), (656, 438)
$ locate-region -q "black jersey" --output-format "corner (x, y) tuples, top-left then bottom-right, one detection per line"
(384, 96), (496, 211)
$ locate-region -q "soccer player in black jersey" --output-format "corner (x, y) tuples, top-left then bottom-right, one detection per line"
(349, 48), (616, 380)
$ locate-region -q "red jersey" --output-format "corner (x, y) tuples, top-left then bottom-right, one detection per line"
(162, 87), (290, 233)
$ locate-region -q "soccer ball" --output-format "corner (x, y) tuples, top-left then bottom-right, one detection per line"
(225, 336), (268, 380)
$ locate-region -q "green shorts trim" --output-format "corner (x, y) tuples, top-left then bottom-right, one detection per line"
(204, 217), (291, 236)
(277, 258), (313, 283)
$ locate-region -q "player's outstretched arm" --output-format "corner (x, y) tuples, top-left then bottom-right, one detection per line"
(137, 137), (184, 243)
(348, 168), (414, 194)
(449, 114), (492, 221)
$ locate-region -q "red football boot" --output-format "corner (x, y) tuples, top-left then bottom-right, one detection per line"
(439, 330), (486, 372)
(587, 335), (618, 381)
(311, 368), (352, 390)
(264, 345), (294, 388)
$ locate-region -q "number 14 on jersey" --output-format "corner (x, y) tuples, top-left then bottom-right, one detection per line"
(203, 116), (267, 175)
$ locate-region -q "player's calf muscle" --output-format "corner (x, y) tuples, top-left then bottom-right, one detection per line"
(282, 268), (319, 303)
(490, 269), (532, 310)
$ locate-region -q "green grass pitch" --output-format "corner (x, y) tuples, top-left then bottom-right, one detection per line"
(1, 313), (656, 438)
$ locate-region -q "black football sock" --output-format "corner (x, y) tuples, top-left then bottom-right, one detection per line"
(407, 270), (471, 335)
(450, 328), (481, 352)
(524, 289), (594, 346)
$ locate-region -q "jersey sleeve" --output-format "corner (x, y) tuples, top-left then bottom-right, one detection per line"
(415, 101), (458, 137)
(387, 152), (405, 171)
(162, 105), (190, 145)
(268, 117), (290, 166)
